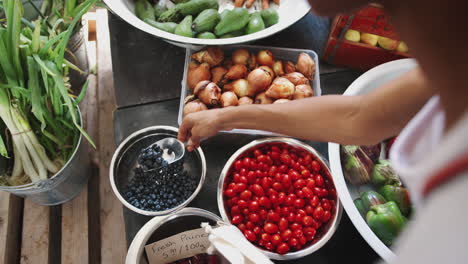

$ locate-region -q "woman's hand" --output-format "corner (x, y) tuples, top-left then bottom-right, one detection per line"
(178, 108), (226, 151)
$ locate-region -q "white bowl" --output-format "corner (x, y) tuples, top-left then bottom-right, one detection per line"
(327, 58), (417, 263)
(103, 0), (311, 47)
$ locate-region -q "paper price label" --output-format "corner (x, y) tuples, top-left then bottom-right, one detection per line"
(145, 228), (210, 264)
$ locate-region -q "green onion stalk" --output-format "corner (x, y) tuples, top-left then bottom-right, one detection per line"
(0, 0), (96, 186)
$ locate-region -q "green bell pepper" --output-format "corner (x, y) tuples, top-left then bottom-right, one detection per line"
(366, 201), (407, 246)
(379, 185), (411, 216)
(360, 191), (387, 212)
(354, 198), (367, 217)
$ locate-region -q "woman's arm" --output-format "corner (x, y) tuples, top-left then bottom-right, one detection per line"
(179, 67), (433, 151)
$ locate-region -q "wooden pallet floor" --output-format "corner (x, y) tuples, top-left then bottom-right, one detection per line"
(0, 9), (126, 264)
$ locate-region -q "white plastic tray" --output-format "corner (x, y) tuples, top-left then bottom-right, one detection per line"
(328, 58), (417, 263)
(178, 45), (321, 135)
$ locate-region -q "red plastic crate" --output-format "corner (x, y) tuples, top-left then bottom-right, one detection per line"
(323, 4), (410, 71)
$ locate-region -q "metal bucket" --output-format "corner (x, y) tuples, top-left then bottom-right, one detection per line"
(67, 27), (90, 95)
(0, 108), (91, 206)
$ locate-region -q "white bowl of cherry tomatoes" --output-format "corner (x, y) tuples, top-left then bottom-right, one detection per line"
(217, 138), (342, 260)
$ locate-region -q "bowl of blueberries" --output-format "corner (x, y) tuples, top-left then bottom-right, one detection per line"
(110, 126), (206, 216)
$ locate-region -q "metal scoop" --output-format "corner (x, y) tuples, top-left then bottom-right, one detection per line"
(142, 137), (185, 172)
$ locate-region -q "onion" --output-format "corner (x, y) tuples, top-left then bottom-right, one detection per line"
(255, 92), (274, 104)
(194, 81), (222, 106)
(273, 60), (285, 76)
(224, 79), (255, 98)
(283, 61), (296, 74)
(211, 66), (228, 86)
(296, 53), (315, 80)
(293, 84), (314, 100)
(265, 77), (295, 99)
(247, 68), (273, 94)
(221, 92), (239, 107)
(232, 49), (250, 65)
(284, 72), (309, 86)
(225, 64), (248, 80)
(259, 66), (275, 79)
(183, 100), (208, 116)
(239, 97), (254, 105)
(274, 99), (291, 104)
(188, 62), (211, 90)
(192, 47), (224, 67)
(223, 58), (234, 69)
(248, 53), (258, 71)
(257, 50), (275, 67)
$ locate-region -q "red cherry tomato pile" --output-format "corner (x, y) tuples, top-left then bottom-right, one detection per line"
(223, 143), (337, 255)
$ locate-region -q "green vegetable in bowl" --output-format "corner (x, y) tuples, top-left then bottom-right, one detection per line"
(135, 0), (155, 21)
(192, 9), (220, 33)
(214, 8), (250, 36)
(196, 32), (216, 39)
(354, 197), (367, 217)
(158, 0), (219, 23)
(371, 159), (401, 186)
(379, 185), (411, 216)
(360, 191), (387, 212)
(175, 15), (193, 37)
(246, 12), (265, 34)
(366, 201), (407, 246)
(144, 19), (178, 33)
(261, 8), (279, 27)
(219, 28), (245, 38)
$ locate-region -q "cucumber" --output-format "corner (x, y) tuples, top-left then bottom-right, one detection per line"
(246, 12), (265, 34)
(196, 32), (217, 39)
(260, 8), (279, 27)
(174, 15), (194, 37)
(144, 19), (178, 33)
(192, 9), (220, 33)
(214, 8), (250, 36)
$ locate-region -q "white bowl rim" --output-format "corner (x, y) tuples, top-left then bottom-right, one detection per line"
(103, 0), (311, 46)
(328, 58), (417, 263)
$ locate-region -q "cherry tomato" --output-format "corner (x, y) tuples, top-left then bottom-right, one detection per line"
(239, 176), (248, 184)
(249, 201), (260, 212)
(270, 194), (279, 206)
(281, 229), (293, 241)
(293, 179), (306, 189)
(243, 157), (252, 169)
(288, 238), (299, 248)
(231, 206), (241, 216)
(313, 206), (325, 220)
(264, 223), (279, 234)
(271, 146), (281, 152)
(301, 169), (311, 178)
(293, 229), (303, 239)
(305, 205), (314, 215)
(265, 242), (274, 251)
(261, 233), (271, 242)
(253, 226), (262, 235)
(224, 189), (236, 198)
(232, 215), (243, 224)
(246, 171), (256, 183)
(251, 184), (265, 197)
(290, 222), (302, 231)
(240, 168), (247, 176)
(238, 199), (248, 209)
(280, 153), (292, 166)
(302, 187), (314, 198)
(237, 223), (246, 231)
(315, 174), (324, 187)
(257, 155), (268, 163)
(259, 209), (268, 220)
(322, 210), (332, 222)
(272, 182), (283, 191)
(278, 218), (288, 231)
(310, 195), (320, 207)
(268, 166), (278, 177)
(242, 208), (249, 215)
(293, 198), (305, 208)
(249, 213), (261, 223)
(240, 190), (252, 200)
(254, 149), (262, 157)
(302, 216), (313, 226)
(303, 227), (316, 237)
(287, 212), (296, 222)
(278, 165), (288, 173)
(281, 206), (291, 216)
(271, 151), (280, 161)
(271, 234), (282, 245)
(276, 243), (290, 254)
(234, 183), (247, 193)
(244, 230), (256, 242)
(322, 199), (332, 211)
(306, 179), (316, 189)
(234, 160), (243, 171)
(277, 193), (286, 205)
(259, 197), (271, 208)
(267, 211), (280, 222)
(281, 174), (292, 188)
(262, 177), (272, 190)
(296, 190), (305, 198)
(293, 162), (302, 172)
(246, 221), (255, 230)
(299, 235), (307, 245)
(288, 170), (301, 181)
(311, 160), (321, 172)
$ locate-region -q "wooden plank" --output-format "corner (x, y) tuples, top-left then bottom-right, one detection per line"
(0, 193), (23, 264)
(20, 201), (50, 264)
(96, 9), (127, 263)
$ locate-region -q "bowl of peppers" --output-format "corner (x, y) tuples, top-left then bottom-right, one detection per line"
(328, 59), (417, 263)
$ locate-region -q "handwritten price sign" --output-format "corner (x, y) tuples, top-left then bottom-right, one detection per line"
(145, 228), (210, 264)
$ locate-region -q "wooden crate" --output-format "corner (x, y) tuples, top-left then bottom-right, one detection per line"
(323, 4), (411, 70)
(0, 9), (127, 264)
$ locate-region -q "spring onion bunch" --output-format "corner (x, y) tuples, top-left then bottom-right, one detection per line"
(0, 0), (96, 186)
